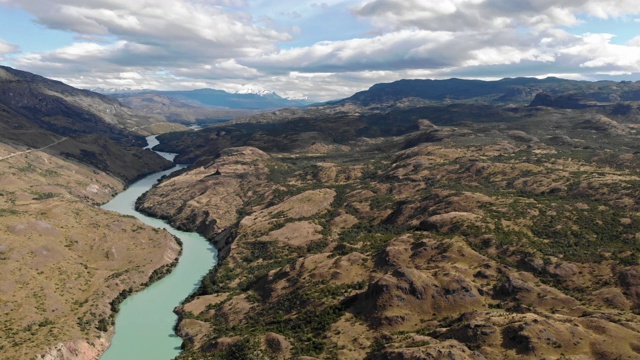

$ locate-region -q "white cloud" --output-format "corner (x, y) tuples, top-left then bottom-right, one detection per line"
(560, 33), (640, 70)
(9, 0), (291, 60)
(462, 47), (555, 67)
(173, 59), (262, 79)
(0, 39), (19, 60)
(3, 0), (640, 101)
(353, 0), (640, 31)
(243, 29), (459, 72)
(242, 28), (564, 73)
(630, 36), (640, 46)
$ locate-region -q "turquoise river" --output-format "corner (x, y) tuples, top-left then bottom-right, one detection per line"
(100, 136), (217, 360)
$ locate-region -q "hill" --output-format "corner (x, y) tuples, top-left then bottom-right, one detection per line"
(0, 66), (172, 183)
(0, 66), (179, 358)
(141, 77), (640, 359)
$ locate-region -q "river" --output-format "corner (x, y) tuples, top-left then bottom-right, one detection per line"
(100, 136), (217, 360)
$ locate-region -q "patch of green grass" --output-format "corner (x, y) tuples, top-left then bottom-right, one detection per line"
(32, 192), (59, 200)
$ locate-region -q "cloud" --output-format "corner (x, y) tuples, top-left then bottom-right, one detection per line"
(8, 0), (291, 59)
(560, 33), (640, 71)
(3, 0), (640, 102)
(311, 3), (329, 10)
(243, 29), (456, 72)
(0, 39), (19, 60)
(173, 59), (263, 80)
(353, 0), (640, 31)
(3, 0), (296, 93)
(243, 28), (561, 73)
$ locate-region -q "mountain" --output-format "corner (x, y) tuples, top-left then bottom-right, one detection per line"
(155, 76), (640, 164)
(340, 77), (640, 107)
(222, 77), (640, 128)
(0, 65), (172, 182)
(0, 66), (180, 359)
(0, 66), (166, 134)
(116, 92), (261, 125)
(234, 87), (311, 101)
(140, 77), (640, 359)
(120, 88), (314, 110)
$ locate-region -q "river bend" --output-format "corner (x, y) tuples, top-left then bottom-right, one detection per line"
(100, 136), (217, 360)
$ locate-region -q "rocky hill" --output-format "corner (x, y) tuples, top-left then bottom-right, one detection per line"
(138, 79), (640, 359)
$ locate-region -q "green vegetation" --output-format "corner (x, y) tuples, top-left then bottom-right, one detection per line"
(0, 208), (19, 217)
(110, 288), (133, 314)
(32, 191), (59, 200)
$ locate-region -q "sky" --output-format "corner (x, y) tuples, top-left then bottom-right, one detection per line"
(0, 0), (639, 101)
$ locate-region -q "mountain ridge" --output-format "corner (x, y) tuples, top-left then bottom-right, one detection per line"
(112, 87), (315, 111)
(341, 76), (640, 106)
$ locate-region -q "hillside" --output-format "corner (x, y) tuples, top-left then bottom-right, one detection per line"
(0, 66), (162, 135)
(0, 67), (180, 359)
(0, 66), (173, 183)
(0, 143), (180, 360)
(139, 78), (640, 359)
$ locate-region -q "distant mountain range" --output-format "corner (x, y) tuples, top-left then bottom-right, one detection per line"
(103, 88), (315, 111)
(227, 77), (640, 127)
(115, 93), (261, 125)
(340, 77), (640, 107)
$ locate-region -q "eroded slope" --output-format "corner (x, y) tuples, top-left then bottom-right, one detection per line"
(139, 106), (640, 359)
(0, 143), (180, 360)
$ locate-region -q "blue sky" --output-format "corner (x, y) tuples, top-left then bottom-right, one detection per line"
(0, 0), (639, 101)
(0, 6), (72, 53)
(566, 15), (640, 44)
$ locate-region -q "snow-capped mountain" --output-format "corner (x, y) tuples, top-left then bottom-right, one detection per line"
(233, 87), (311, 102)
(91, 87), (149, 94)
(283, 95), (310, 101)
(233, 87), (276, 96)
(103, 87), (314, 110)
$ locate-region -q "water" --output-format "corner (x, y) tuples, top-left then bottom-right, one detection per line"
(100, 136), (217, 360)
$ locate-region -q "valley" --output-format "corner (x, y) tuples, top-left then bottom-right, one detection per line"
(0, 140), (180, 359)
(2, 66), (640, 359)
(99, 140), (217, 360)
(0, 67), (182, 359)
(4, 2), (640, 359)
